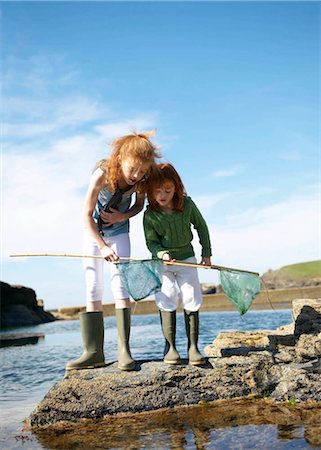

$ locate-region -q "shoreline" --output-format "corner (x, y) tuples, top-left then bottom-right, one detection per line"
(51, 285), (321, 320)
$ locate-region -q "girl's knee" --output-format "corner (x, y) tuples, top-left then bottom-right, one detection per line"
(115, 298), (131, 309)
(182, 296), (202, 312)
(86, 301), (103, 312)
(87, 286), (103, 301)
(156, 293), (178, 311)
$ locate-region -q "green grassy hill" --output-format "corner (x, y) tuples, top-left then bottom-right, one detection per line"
(275, 260), (321, 278)
(262, 260), (321, 288)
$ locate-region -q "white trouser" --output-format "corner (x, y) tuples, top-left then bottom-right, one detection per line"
(82, 230), (130, 308)
(155, 257), (202, 312)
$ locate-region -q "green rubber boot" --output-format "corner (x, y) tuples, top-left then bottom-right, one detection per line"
(159, 310), (181, 365)
(115, 308), (135, 371)
(184, 310), (205, 366)
(66, 311), (105, 370)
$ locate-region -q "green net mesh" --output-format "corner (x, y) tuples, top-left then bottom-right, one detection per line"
(116, 259), (164, 301)
(116, 258), (260, 311)
(219, 270), (260, 315)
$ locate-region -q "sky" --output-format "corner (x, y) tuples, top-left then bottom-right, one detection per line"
(1, 1), (320, 311)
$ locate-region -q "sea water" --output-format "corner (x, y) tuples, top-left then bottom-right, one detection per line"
(1, 309), (316, 449)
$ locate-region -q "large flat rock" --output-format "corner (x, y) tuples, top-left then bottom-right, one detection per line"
(29, 298), (321, 428)
(29, 354), (321, 428)
(29, 356), (268, 426)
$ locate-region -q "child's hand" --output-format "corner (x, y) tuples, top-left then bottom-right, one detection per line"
(201, 257), (212, 266)
(100, 208), (125, 226)
(100, 246), (119, 262)
(162, 253), (176, 264)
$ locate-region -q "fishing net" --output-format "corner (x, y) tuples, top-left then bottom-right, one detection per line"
(219, 270), (260, 315)
(116, 259), (164, 301)
(10, 254), (260, 312)
(116, 257), (260, 312)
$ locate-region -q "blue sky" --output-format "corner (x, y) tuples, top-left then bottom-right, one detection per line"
(2, 2), (320, 310)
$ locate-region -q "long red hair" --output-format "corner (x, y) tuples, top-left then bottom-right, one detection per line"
(95, 131), (161, 192)
(146, 163), (186, 211)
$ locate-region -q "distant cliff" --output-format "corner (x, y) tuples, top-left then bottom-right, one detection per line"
(0, 281), (56, 329)
(261, 260), (321, 289)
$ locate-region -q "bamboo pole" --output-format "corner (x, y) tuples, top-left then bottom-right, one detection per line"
(163, 260), (259, 276)
(10, 253), (140, 261)
(9, 253), (259, 276)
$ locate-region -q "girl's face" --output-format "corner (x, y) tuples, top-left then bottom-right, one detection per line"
(120, 156), (150, 185)
(154, 181), (176, 210)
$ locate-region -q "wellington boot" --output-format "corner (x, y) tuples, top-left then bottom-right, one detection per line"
(159, 310), (181, 365)
(66, 311), (105, 370)
(184, 310), (205, 366)
(115, 308), (135, 371)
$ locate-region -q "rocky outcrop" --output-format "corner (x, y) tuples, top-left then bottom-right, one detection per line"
(0, 281), (56, 329)
(29, 298), (321, 428)
(205, 298), (321, 364)
(200, 283), (216, 294)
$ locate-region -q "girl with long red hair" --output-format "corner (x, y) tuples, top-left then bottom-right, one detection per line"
(67, 131), (160, 372)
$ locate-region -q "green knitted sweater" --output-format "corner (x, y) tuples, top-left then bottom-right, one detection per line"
(143, 196), (212, 260)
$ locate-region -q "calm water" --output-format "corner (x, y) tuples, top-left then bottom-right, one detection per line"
(1, 309), (317, 449)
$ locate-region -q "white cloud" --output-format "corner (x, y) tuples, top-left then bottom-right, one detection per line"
(209, 192), (320, 275)
(3, 96), (110, 138)
(95, 114), (159, 141)
(3, 54), (80, 94)
(279, 151), (302, 161)
(191, 193), (230, 212)
(2, 124), (160, 260)
(3, 122), (59, 138)
(212, 165), (244, 178)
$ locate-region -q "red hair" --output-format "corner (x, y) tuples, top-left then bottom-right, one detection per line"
(146, 163), (186, 211)
(95, 131), (161, 191)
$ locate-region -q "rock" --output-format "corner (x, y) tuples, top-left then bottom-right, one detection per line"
(28, 298), (321, 428)
(0, 332), (45, 347)
(270, 363), (321, 402)
(205, 298), (321, 364)
(292, 298), (321, 333)
(201, 283), (216, 295)
(29, 353), (277, 427)
(276, 323), (295, 334)
(0, 281), (56, 328)
(204, 330), (283, 357)
(295, 333), (321, 361)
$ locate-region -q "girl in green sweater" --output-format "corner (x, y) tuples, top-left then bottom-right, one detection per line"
(143, 163), (212, 366)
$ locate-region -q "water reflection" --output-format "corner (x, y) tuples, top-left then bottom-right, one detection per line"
(32, 399), (321, 449)
(277, 424), (304, 441)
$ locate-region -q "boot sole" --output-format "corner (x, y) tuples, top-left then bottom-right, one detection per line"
(118, 363), (135, 371)
(66, 362), (106, 370)
(164, 359), (181, 365)
(189, 360), (205, 366)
